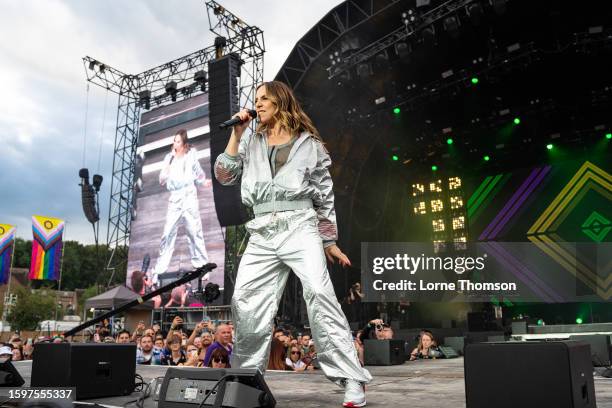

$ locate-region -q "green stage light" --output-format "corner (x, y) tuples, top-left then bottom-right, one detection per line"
(606, 132), (612, 140)
(483, 155), (490, 161)
(513, 117), (521, 125)
(393, 107), (401, 114)
(447, 138), (453, 145)
(431, 165), (438, 171)
(576, 317), (583, 324)
(471, 77), (479, 84)
(392, 155), (399, 161)
(537, 319), (544, 326)
(546, 143), (554, 150)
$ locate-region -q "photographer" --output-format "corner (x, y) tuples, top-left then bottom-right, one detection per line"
(358, 319), (392, 342)
(347, 282), (365, 326)
(410, 330), (442, 360)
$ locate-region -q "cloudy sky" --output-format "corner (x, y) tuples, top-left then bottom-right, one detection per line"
(0, 0), (343, 244)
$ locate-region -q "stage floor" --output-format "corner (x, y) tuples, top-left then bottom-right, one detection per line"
(13, 359), (612, 407)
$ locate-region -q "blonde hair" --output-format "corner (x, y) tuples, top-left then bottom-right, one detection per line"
(255, 81), (323, 143)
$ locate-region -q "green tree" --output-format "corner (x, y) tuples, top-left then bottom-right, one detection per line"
(6, 287), (55, 331)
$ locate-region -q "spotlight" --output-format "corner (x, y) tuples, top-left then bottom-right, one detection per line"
(606, 132), (611, 140)
(356, 63), (371, 79)
(575, 317), (583, 324)
(513, 117), (521, 125)
(490, 0), (508, 15)
(471, 77), (479, 84)
(138, 90), (151, 110)
(483, 155), (490, 161)
(393, 107), (401, 114)
(374, 51), (389, 70)
(394, 42), (412, 62)
(466, 3), (484, 25)
(443, 16), (461, 38)
(392, 155), (399, 161)
(165, 81), (177, 102)
(421, 25), (436, 45)
(447, 138), (454, 145)
(431, 165), (438, 171)
(546, 143), (554, 150)
(88, 60), (96, 71)
(99, 64), (105, 74)
(194, 70), (208, 92)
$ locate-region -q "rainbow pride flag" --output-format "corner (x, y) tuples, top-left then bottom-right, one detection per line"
(28, 215), (65, 281)
(0, 224), (16, 285)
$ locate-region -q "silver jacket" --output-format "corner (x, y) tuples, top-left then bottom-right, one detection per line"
(214, 131), (337, 246)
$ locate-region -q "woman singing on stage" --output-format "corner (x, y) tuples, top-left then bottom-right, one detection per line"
(214, 81), (371, 407)
(151, 129), (209, 285)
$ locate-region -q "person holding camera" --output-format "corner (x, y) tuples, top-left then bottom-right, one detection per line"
(409, 330), (441, 360)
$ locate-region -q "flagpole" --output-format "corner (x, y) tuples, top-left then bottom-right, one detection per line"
(1, 230), (16, 325)
(55, 221), (67, 329)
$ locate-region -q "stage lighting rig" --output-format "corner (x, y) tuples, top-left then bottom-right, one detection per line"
(138, 89), (151, 110)
(194, 70), (208, 92)
(165, 81), (178, 102)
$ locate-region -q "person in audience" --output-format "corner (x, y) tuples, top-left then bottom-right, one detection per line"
(207, 347), (230, 369)
(286, 345), (312, 371)
(154, 337), (165, 351)
(410, 330), (440, 360)
(11, 346), (23, 361)
(116, 330), (131, 343)
(203, 324), (233, 366)
(300, 333), (311, 354)
(267, 337), (292, 371)
(136, 335), (163, 365)
(0, 346), (13, 361)
(164, 334), (188, 366)
(353, 330), (365, 366)
(358, 318), (388, 342)
(199, 331), (214, 363)
(131, 321), (146, 342)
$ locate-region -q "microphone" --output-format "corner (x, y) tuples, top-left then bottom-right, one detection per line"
(219, 109), (257, 129)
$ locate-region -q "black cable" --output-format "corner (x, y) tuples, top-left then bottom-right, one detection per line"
(123, 374), (151, 408)
(197, 374), (233, 408)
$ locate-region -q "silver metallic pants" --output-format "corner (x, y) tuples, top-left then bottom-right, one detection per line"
(152, 188), (208, 282)
(231, 208), (372, 384)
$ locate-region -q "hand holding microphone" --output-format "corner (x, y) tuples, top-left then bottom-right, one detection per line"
(220, 109), (257, 138)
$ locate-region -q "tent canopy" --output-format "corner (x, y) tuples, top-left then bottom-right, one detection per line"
(84, 285), (152, 310)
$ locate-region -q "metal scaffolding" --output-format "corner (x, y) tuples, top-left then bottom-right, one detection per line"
(83, 1), (264, 286)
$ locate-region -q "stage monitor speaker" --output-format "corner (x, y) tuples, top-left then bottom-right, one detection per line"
(569, 334), (612, 366)
(31, 343), (136, 399)
(0, 360), (25, 386)
(444, 336), (465, 355)
(465, 341), (596, 408)
(208, 53), (250, 227)
(511, 320), (528, 335)
(158, 367), (275, 408)
(364, 339), (405, 365)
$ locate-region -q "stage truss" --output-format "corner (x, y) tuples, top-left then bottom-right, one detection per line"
(83, 1), (264, 286)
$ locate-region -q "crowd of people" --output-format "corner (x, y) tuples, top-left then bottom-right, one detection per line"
(0, 316), (441, 368)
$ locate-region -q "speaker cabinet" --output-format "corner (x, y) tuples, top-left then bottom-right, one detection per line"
(465, 341), (596, 408)
(364, 339), (406, 365)
(158, 367), (275, 408)
(31, 343), (136, 399)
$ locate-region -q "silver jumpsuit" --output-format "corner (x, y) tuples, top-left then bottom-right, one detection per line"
(214, 131), (371, 385)
(152, 148), (209, 283)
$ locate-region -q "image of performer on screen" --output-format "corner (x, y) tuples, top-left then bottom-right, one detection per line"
(214, 81), (371, 408)
(151, 129), (210, 285)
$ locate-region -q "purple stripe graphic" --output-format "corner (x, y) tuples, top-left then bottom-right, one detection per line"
(487, 165), (551, 240)
(479, 167), (541, 241)
(484, 242), (565, 303)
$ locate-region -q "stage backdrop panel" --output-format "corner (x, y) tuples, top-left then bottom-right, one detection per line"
(126, 94), (225, 295)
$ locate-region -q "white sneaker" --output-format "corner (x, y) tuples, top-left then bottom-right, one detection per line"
(342, 379), (366, 407)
